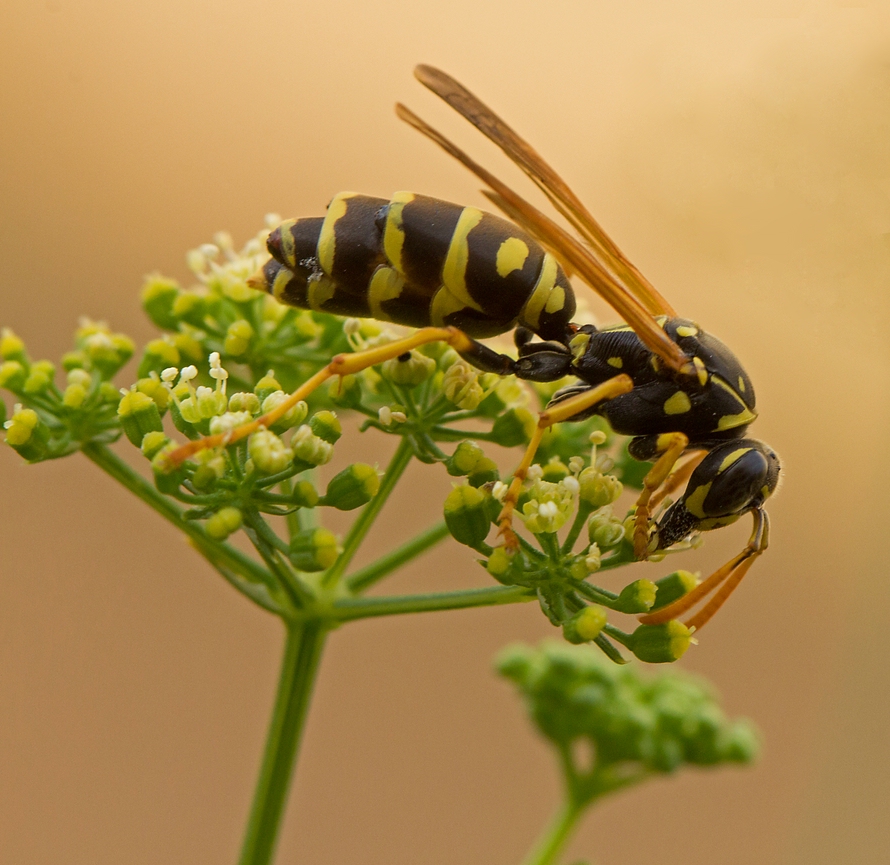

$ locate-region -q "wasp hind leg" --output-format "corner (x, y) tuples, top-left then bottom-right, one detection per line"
(497, 375), (633, 549)
(163, 326), (494, 468)
(639, 508), (770, 630)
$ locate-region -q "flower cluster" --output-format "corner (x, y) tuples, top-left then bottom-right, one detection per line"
(498, 641), (758, 805)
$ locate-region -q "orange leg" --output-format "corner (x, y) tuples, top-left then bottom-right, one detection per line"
(497, 374), (634, 548)
(638, 508), (770, 631)
(160, 326), (480, 470)
(633, 432), (689, 559)
(648, 450), (706, 512)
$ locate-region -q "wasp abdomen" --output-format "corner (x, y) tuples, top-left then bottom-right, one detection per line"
(257, 192), (575, 341)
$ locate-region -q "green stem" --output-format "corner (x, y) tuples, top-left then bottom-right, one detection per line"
(520, 799), (584, 865)
(321, 437), (413, 588)
(561, 503), (593, 554)
(332, 584), (533, 621)
(346, 520), (450, 593)
(238, 621), (328, 865)
(81, 443), (284, 615)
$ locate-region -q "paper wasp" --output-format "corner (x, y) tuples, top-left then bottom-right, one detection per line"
(167, 65), (781, 632)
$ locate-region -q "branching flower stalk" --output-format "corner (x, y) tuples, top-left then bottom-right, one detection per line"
(1, 224), (754, 865)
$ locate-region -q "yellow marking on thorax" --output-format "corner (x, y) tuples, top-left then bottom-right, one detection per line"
(738, 376), (746, 393)
(278, 219), (297, 267)
(693, 356), (708, 386)
(383, 191), (414, 275)
(495, 236), (529, 278)
(676, 325), (698, 338)
(607, 356), (624, 369)
(663, 391), (692, 415)
(520, 253), (559, 329)
(684, 481), (712, 519)
(712, 376), (757, 430)
(569, 331), (590, 362)
(368, 266), (406, 321)
(441, 207), (486, 312)
(717, 448), (749, 474)
(317, 192), (355, 276)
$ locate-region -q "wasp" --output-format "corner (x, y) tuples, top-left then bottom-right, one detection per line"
(169, 65), (781, 632)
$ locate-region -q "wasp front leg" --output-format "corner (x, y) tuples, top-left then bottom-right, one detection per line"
(629, 432), (690, 559)
(497, 375), (633, 548)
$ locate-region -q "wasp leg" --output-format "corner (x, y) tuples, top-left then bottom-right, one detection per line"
(648, 450), (707, 513)
(162, 326), (482, 468)
(497, 375), (633, 548)
(632, 432), (690, 559)
(638, 508), (769, 630)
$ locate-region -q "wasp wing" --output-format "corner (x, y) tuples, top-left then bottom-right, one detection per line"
(396, 103), (688, 372)
(413, 64), (676, 320)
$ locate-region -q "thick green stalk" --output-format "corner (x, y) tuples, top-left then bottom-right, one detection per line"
(520, 799), (584, 865)
(321, 437), (413, 588)
(333, 584), (533, 621)
(345, 520), (450, 593)
(238, 621), (328, 865)
(81, 443), (283, 615)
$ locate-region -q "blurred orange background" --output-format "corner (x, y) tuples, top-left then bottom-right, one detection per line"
(2, 2), (889, 863)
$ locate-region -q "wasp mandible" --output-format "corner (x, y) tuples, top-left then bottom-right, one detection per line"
(168, 65), (781, 632)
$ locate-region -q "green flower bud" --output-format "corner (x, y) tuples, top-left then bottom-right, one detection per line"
(98, 381), (121, 403)
(62, 383), (88, 408)
(171, 292), (207, 327)
(228, 391), (261, 414)
(562, 605), (608, 644)
(248, 428), (293, 475)
(321, 463), (380, 510)
(135, 377), (170, 412)
(467, 457), (499, 488)
(138, 339), (180, 378)
(141, 275), (181, 330)
(578, 467), (623, 508)
(541, 457), (569, 482)
(261, 391), (308, 433)
(446, 440), (485, 476)
(140, 430), (170, 460)
(442, 361), (485, 410)
(84, 332), (134, 377)
(0, 328), (27, 362)
(151, 444), (188, 493)
(171, 332), (204, 365)
(291, 425), (334, 466)
(491, 407), (535, 448)
(587, 507), (626, 548)
(651, 570), (700, 611)
(61, 351), (86, 371)
(206, 506), (243, 540)
(380, 350), (436, 386)
(486, 546), (513, 579)
(444, 484), (491, 549)
(328, 374), (363, 409)
(191, 456), (225, 490)
(117, 390), (164, 446)
(629, 621), (693, 663)
(309, 410), (342, 444)
(224, 319), (254, 357)
(3, 406), (50, 461)
(0, 360), (27, 391)
(290, 480), (319, 508)
(23, 361), (55, 395)
(721, 720), (760, 764)
(289, 527), (340, 571)
(613, 579), (657, 614)
(254, 372), (282, 403)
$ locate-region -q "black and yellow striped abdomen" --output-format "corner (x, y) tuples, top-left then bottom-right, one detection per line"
(254, 192), (576, 341)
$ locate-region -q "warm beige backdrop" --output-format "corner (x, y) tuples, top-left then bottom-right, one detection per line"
(2, 2), (889, 864)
